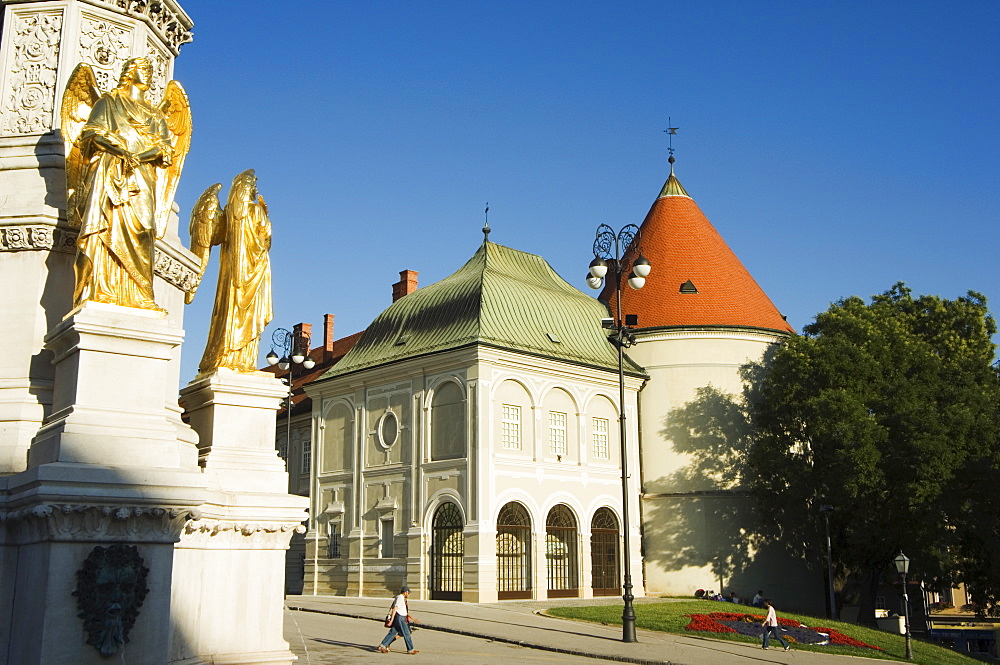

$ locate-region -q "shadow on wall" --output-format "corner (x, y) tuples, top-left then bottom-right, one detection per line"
(643, 385), (824, 614)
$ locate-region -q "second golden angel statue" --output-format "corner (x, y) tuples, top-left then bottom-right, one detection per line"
(188, 170), (273, 375)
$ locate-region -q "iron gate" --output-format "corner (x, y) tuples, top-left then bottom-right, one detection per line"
(590, 508), (620, 596)
(431, 502), (463, 600)
(497, 502), (532, 599)
(546, 504), (579, 598)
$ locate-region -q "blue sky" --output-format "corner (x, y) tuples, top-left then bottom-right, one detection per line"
(171, 1), (999, 384)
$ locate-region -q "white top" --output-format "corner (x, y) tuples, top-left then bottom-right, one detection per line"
(764, 605), (778, 627)
(391, 594), (409, 617)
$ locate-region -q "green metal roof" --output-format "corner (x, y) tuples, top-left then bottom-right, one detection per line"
(318, 241), (645, 379)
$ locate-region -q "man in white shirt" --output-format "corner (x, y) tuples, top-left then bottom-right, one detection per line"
(377, 586), (421, 654)
(761, 599), (790, 651)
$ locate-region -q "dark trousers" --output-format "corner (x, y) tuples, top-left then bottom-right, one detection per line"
(763, 625), (788, 649)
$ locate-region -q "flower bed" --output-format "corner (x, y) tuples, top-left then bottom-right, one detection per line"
(684, 612), (883, 651)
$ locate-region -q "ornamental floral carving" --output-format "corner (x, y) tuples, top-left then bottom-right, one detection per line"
(145, 39), (169, 104)
(1, 504), (201, 545)
(0, 225), (202, 295)
(78, 15), (132, 93)
(181, 519), (305, 549)
(1, 11), (63, 136)
(0, 225), (73, 252)
(96, 0), (193, 54)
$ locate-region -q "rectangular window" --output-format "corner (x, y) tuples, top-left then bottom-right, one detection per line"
(301, 437), (311, 475)
(592, 417), (609, 459)
(380, 518), (394, 558)
(328, 522), (341, 558)
(549, 411), (567, 455)
(501, 404), (521, 450)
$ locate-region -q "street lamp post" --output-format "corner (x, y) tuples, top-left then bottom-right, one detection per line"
(266, 327), (315, 467)
(587, 223), (651, 644)
(819, 505), (837, 619)
(894, 551), (914, 660)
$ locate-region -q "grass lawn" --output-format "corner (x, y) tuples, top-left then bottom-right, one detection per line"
(546, 599), (983, 665)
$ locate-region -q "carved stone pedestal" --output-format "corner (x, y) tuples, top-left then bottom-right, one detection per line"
(0, 463), (207, 665)
(29, 302), (198, 469)
(171, 370), (308, 665)
(180, 368), (291, 491)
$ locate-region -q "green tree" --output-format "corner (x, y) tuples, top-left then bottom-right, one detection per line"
(742, 283), (1000, 625)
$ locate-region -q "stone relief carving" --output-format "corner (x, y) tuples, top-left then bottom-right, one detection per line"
(1, 504), (201, 545)
(153, 245), (202, 293)
(100, 0), (193, 54)
(1, 11), (63, 136)
(78, 14), (133, 93)
(145, 39), (169, 104)
(181, 519), (305, 549)
(0, 225), (202, 294)
(73, 543), (149, 657)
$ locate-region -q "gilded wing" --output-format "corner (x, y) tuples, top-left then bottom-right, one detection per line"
(60, 63), (99, 228)
(154, 79), (192, 239)
(185, 183), (225, 304)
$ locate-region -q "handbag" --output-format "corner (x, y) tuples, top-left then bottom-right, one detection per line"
(384, 604), (396, 628)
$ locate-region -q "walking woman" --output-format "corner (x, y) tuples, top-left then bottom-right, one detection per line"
(378, 586), (420, 654)
(761, 599), (790, 651)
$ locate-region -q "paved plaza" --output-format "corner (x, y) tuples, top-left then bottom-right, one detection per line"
(284, 596), (890, 665)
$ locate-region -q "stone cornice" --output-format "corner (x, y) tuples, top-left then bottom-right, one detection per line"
(0, 503), (201, 545)
(179, 518), (305, 549)
(634, 326), (791, 345)
(0, 224), (202, 294)
(5, 0), (195, 54)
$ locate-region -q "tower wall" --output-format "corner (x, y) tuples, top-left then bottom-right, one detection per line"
(628, 327), (826, 615)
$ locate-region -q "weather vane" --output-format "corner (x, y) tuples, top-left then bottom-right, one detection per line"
(663, 117), (679, 159)
(483, 202), (490, 239)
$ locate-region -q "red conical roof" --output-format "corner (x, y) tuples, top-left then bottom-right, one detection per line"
(601, 162), (794, 333)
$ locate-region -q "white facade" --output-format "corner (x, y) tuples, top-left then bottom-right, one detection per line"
(304, 344), (645, 602)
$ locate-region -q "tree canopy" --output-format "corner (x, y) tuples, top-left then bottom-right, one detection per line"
(742, 283), (1000, 622)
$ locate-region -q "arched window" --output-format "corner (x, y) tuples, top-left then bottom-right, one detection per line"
(431, 382), (465, 460)
(590, 508), (620, 596)
(431, 502), (464, 600)
(546, 505), (579, 597)
(496, 502), (532, 599)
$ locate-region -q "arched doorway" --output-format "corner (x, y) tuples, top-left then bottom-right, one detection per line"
(546, 504), (579, 598)
(496, 502), (532, 599)
(590, 507), (620, 596)
(431, 502), (464, 600)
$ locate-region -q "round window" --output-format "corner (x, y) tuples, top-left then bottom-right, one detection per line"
(377, 410), (399, 449)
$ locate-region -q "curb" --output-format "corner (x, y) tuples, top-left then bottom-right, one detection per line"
(286, 604), (680, 665)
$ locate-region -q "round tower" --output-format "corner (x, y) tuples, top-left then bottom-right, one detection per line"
(603, 157), (821, 606)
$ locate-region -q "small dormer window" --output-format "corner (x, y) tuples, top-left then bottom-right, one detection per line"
(546, 332), (561, 343)
(680, 280), (698, 294)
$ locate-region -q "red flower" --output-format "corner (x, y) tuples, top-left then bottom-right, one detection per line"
(684, 614), (737, 633)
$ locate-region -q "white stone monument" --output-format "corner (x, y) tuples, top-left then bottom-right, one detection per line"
(0, 2), (308, 663)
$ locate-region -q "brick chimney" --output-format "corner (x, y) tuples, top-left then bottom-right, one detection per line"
(392, 270), (419, 302)
(323, 313), (335, 361)
(292, 322), (312, 358)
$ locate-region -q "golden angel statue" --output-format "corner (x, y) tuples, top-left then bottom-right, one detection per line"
(188, 170), (273, 375)
(60, 57), (191, 311)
